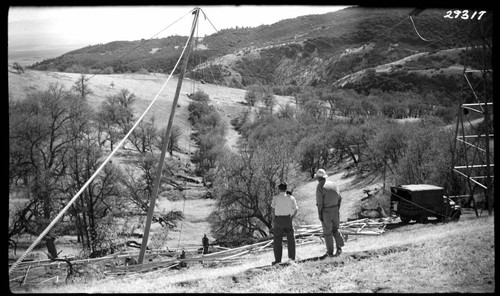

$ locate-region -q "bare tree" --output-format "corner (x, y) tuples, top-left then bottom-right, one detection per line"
(210, 135), (295, 243)
(65, 133), (126, 254)
(73, 74), (94, 100)
(155, 124), (182, 157)
(9, 83), (93, 257)
(129, 117), (158, 154)
(295, 133), (329, 178)
(97, 89), (136, 150)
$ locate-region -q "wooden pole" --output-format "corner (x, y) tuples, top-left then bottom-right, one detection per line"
(22, 265), (31, 285)
(138, 8), (200, 264)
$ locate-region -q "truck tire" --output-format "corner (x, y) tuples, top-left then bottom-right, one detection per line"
(451, 210), (461, 222)
(416, 216), (428, 224)
(400, 216), (411, 224)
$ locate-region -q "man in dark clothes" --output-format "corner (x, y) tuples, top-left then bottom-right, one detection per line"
(179, 249), (187, 268)
(202, 234), (209, 254)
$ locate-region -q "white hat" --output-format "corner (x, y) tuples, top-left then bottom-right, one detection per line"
(315, 169), (328, 178)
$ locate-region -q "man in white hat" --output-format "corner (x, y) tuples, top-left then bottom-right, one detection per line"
(315, 169), (344, 257)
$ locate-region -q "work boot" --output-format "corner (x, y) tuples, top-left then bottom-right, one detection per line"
(320, 252), (334, 259)
(335, 248), (342, 256)
(272, 261), (281, 266)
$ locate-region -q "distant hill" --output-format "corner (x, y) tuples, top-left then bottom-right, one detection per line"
(28, 7), (491, 92)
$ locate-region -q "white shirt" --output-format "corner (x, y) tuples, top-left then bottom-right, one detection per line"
(272, 192), (299, 216)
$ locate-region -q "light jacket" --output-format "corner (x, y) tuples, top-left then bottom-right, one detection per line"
(316, 179), (342, 210)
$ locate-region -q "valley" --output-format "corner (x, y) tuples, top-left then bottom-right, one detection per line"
(8, 6), (493, 293)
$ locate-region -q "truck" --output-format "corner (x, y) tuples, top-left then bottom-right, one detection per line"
(390, 184), (461, 223)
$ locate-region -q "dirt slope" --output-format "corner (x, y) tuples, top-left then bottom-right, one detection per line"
(293, 168), (385, 225)
(8, 68), (294, 152)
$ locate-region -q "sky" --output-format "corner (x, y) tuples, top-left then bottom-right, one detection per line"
(8, 5), (351, 51)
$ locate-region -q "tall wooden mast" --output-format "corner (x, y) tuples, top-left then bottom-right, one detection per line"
(138, 8), (200, 264)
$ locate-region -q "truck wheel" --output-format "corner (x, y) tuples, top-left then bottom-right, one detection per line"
(400, 216), (411, 224)
(416, 216), (428, 224)
(451, 210), (461, 222)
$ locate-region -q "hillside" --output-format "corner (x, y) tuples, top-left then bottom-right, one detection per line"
(8, 64), (380, 243)
(13, 209), (495, 293)
(25, 7), (491, 91)
(8, 65), (385, 251)
(8, 68), (294, 153)
(8, 66), (494, 294)
(8, 67), (295, 250)
(8, 6), (493, 293)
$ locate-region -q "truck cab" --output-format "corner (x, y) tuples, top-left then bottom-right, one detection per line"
(390, 184), (461, 223)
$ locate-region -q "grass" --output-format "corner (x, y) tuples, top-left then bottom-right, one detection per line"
(12, 213), (494, 293)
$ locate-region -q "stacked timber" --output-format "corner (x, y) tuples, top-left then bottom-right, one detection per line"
(296, 217), (396, 237)
(10, 218), (397, 282)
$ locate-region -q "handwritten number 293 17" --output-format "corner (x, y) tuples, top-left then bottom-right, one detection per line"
(444, 10), (486, 20)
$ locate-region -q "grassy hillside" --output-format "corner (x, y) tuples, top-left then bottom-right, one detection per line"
(7, 67), (294, 250)
(13, 211), (494, 293)
(8, 66), (495, 293)
(25, 7), (490, 90)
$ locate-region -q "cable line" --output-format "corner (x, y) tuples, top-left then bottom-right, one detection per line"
(198, 8), (296, 118)
(362, 17), (407, 47)
(49, 8), (195, 101)
(138, 7), (201, 264)
(409, 15), (432, 42)
(9, 22), (195, 276)
(88, 8), (195, 80)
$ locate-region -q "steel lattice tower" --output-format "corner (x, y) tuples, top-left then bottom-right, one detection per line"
(451, 10), (493, 216)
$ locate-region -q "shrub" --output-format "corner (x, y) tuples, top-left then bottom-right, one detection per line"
(13, 62), (24, 74)
(101, 67), (114, 74)
(244, 90), (258, 106)
(66, 64), (88, 74)
(189, 90), (210, 102)
(432, 106), (456, 124)
(135, 68), (149, 74)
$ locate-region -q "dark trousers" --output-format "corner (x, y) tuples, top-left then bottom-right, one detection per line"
(273, 215), (296, 262)
(203, 246), (209, 254)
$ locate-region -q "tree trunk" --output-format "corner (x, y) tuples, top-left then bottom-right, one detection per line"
(348, 148), (358, 164)
(79, 195), (91, 251)
(45, 236), (58, 259)
(41, 184), (58, 260)
(72, 204), (83, 243)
